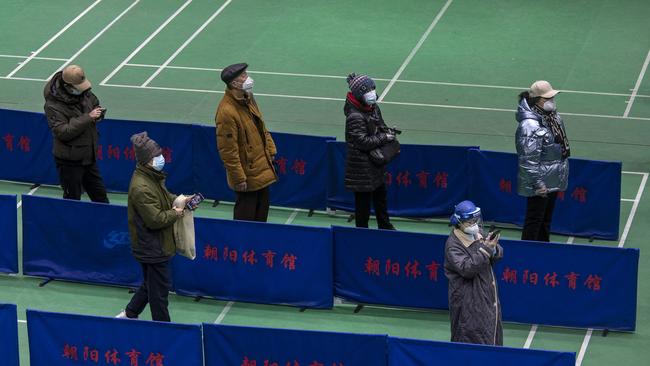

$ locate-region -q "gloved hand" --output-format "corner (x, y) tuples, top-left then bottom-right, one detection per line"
(485, 232), (500, 254)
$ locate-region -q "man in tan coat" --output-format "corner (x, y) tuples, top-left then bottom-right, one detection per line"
(215, 63), (277, 222)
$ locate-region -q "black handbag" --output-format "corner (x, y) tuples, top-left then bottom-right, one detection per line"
(369, 139), (400, 166)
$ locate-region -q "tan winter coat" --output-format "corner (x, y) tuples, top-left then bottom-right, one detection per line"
(215, 88), (277, 192)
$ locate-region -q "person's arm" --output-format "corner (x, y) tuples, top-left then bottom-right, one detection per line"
(132, 188), (178, 230)
(446, 243), (491, 279)
(516, 121), (546, 191)
(265, 129), (277, 157)
(216, 113), (247, 187)
(44, 106), (94, 142)
(346, 113), (391, 151)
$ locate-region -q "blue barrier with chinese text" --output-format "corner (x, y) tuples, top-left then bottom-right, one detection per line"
(388, 337), (574, 366)
(27, 309), (203, 366)
(172, 218), (333, 308)
(327, 141), (477, 217)
(467, 149), (621, 239)
(203, 324), (387, 366)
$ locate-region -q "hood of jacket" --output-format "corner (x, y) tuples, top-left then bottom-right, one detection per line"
(515, 97), (542, 124)
(43, 72), (83, 105)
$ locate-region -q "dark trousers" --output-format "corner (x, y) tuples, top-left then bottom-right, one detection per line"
(234, 187), (270, 222)
(354, 184), (393, 229)
(126, 261), (171, 322)
(521, 192), (558, 242)
(56, 162), (109, 203)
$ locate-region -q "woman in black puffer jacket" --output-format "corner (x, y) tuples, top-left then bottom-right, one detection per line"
(344, 73), (395, 230)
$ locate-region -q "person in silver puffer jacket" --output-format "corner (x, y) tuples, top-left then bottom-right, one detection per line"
(515, 80), (570, 242)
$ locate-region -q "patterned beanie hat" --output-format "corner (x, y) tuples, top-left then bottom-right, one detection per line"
(130, 131), (162, 165)
(347, 73), (376, 99)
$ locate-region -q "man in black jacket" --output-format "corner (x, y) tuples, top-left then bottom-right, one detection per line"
(43, 65), (108, 203)
(344, 73), (395, 230)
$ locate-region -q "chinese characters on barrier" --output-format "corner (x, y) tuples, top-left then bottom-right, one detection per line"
(203, 244), (298, 271)
(95, 145), (173, 162)
(242, 356), (344, 366)
(500, 267), (602, 291)
(499, 178), (587, 203)
(363, 257), (441, 282)
(385, 170), (448, 189)
(2, 133), (31, 152)
(274, 156), (307, 176)
(62, 343), (165, 365)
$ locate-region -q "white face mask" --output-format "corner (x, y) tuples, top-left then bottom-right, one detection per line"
(152, 154), (165, 171)
(543, 99), (556, 112)
(462, 223), (480, 236)
(241, 76), (254, 91)
(363, 90), (377, 105)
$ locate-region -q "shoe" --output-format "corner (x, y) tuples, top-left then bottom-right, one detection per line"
(115, 310), (128, 318)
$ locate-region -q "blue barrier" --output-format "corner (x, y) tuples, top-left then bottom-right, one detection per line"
(27, 309), (203, 366)
(203, 324), (387, 366)
(193, 125), (335, 210)
(333, 226), (638, 330)
(0, 109), (58, 185)
(0, 304), (19, 366)
(96, 119), (195, 194)
(0, 195), (18, 273)
(327, 141), (477, 217)
(172, 218), (333, 308)
(388, 337), (574, 366)
(468, 149), (621, 240)
(22, 195), (141, 287)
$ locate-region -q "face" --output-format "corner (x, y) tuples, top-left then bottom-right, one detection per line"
(229, 71), (249, 89)
(536, 96), (553, 108)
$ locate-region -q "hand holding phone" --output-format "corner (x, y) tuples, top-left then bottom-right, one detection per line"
(488, 230), (501, 241)
(185, 193), (204, 210)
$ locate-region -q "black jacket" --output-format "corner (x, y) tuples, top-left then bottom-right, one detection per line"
(444, 230), (504, 345)
(43, 72), (101, 165)
(344, 98), (389, 192)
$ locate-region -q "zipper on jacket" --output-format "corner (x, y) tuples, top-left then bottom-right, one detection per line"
(489, 266), (499, 345)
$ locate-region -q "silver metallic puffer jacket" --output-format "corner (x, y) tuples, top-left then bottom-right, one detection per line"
(515, 98), (569, 197)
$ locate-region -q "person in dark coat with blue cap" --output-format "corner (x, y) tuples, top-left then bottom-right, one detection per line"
(344, 73), (395, 230)
(444, 200), (503, 345)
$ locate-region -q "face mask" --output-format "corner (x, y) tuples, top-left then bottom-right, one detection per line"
(241, 76), (254, 91)
(363, 90), (377, 105)
(462, 223), (480, 236)
(65, 84), (82, 95)
(152, 154), (165, 171)
(543, 99), (556, 112)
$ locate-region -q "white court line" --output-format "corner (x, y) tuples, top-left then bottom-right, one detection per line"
(123, 62), (650, 99)
(565, 236), (575, 244)
(5, 0), (102, 78)
(141, 0), (234, 87)
(575, 172), (647, 366)
(99, 0), (194, 85)
(0, 54), (68, 62)
(622, 171), (649, 175)
(0, 76), (48, 82)
(17, 319), (26, 324)
(214, 301), (233, 324)
(378, 0), (454, 102)
(576, 329), (594, 366)
(285, 209), (300, 224)
(623, 49), (650, 117)
(621, 198), (635, 202)
(16, 185), (40, 209)
(47, 0), (140, 80)
(523, 324), (538, 349)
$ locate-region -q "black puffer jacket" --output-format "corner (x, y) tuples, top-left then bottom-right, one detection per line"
(43, 72), (101, 165)
(344, 96), (390, 192)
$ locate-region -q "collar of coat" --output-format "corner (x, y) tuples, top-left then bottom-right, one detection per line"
(136, 164), (167, 181)
(346, 92), (374, 112)
(224, 88), (263, 119)
(453, 228), (478, 248)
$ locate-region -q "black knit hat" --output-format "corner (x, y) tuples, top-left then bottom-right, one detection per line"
(347, 73), (376, 99)
(221, 63), (248, 84)
(130, 131), (162, 165)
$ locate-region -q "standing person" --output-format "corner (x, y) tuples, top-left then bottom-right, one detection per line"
(117, 132), (190, 322)
(344, 73), (395, 230)
(444, 200), (503, 345)
(43, 65), (109, 203)
(215, 63), (277, 222)
(516, 80), (570, 242)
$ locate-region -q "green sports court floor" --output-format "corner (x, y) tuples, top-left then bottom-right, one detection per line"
(1, 0), (649, 365)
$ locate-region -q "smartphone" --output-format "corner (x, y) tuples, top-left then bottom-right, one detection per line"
(186, 193), (204, 210)
(489, 229), (501, 240)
